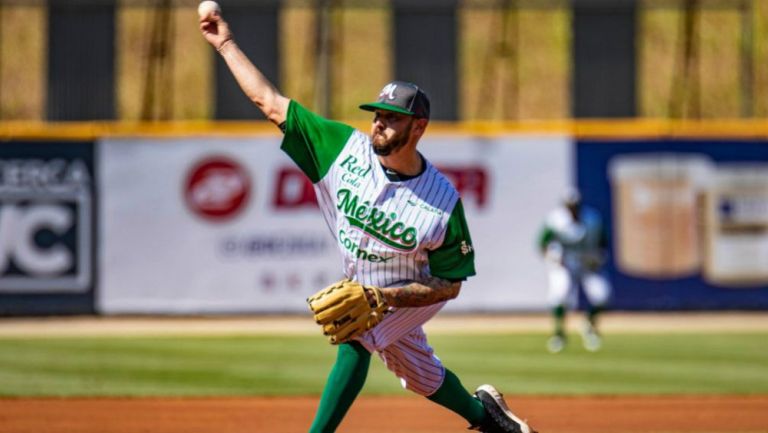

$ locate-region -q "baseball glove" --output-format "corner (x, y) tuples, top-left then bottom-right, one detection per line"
(307, 279), (389, 344)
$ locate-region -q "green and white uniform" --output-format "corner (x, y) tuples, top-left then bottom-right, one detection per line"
(281, 101), (476, 395)
(538, 204), (611, 308)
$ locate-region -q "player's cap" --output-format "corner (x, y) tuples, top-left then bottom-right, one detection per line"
(563, 188), (582, 205)
(359, 81), (430, 119)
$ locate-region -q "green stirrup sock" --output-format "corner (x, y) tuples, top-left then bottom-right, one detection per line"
(587, 305), (602, 328)
(309, 341), (371, 433)
(427, 368), (487, 426)
(553, 304), (566, 337)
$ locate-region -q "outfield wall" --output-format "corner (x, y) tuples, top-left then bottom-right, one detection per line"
(1, 127), (767, 314)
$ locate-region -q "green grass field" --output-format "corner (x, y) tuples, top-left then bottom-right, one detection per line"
(0, 332), (765, 397)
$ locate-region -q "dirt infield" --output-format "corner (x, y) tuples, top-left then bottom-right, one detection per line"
(1, 395), (767, 433)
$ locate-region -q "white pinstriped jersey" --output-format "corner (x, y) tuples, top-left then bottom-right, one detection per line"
(281, 101), (475, 396)
(539, 205), (605, 271)
(281, 101), (476, 288)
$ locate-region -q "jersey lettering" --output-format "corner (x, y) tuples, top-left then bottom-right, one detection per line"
(336, 188), (418, 251)
(338, 229), (395, 263)
(339, 154), (372, 178)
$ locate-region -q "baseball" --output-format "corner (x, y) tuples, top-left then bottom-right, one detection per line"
(198, 0), (221, 18)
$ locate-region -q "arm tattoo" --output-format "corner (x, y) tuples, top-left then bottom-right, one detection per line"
(380, 277), (461, 308)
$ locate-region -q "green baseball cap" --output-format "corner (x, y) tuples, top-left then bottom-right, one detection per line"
(359, 81), (431, 119)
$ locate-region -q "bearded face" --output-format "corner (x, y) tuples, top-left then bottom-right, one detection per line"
(371, 118), (414, 156)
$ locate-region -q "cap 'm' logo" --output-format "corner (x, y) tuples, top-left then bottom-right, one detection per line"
(379, 83), (397, 100)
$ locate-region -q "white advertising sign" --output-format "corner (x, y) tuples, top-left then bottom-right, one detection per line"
(98, 134), (570, 313)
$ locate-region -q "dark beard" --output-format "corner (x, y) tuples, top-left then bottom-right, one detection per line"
(372, 120), (413, 156)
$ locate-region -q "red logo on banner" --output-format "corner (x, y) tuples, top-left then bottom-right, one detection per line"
(273, 167), (318, 208)
(184, 156), (251, 222)
(438, 166), (488, 209)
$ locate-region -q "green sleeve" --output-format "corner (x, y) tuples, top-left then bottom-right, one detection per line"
(537, 226), (555, 252)
(280, 100), (355, 183)
(428, 199), (476, 280)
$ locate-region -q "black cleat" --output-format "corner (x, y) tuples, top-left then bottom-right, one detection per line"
(470, 384), (536, 433)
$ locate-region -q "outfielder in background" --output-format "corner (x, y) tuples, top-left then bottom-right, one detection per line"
(538, 189), (612, 353)
(200, 4), (535, 433)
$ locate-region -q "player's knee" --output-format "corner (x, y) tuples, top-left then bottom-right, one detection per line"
(400, 376), (442, 396)
(584, 275), (611, 306)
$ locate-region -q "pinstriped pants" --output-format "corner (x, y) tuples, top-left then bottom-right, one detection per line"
(357, 301), (447, 396)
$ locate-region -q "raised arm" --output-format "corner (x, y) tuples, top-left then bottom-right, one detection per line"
(199, 8), (289, 126)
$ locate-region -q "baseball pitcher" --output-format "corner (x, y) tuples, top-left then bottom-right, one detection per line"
(200, 5), (535, 433)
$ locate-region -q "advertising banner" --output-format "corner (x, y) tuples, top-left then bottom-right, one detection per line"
(0, 141), (95, 315)
(98, 135), (571, 314)
(577, 139), (768, 310)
